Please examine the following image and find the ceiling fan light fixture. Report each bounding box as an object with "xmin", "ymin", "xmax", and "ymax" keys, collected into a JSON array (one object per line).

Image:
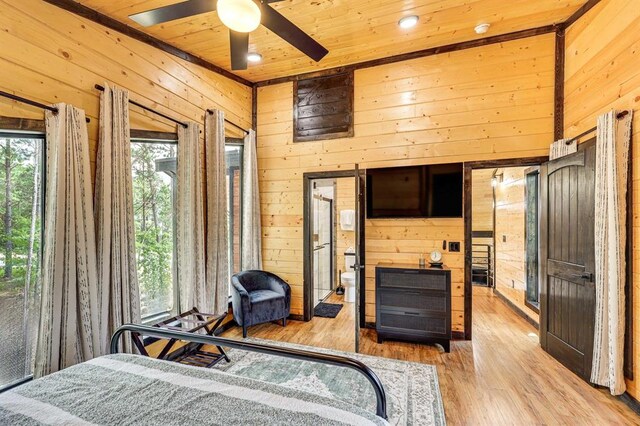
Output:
[
  {"xmin": 217, "ymin": 0, "xmax": 261, "ymax": 33},
  {"xmin": 398, "ymin": 15, "xmax": 419, "ymax": 29},
  {"xmin": 247, "ymin": 52, "xmax": 262, "ymax": 63}
]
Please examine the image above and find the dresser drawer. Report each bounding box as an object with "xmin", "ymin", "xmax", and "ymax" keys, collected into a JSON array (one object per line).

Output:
[
  {"xmin": 378, "ymin": 309, "xmax": 448, "ymax": 336},
  {"xmin": 378, "ymin": 289, "xmax": 447, "ymax": 313},
  {"xmin": 377, "ymin": 270, "xmax": 447, "ymax": 291}
]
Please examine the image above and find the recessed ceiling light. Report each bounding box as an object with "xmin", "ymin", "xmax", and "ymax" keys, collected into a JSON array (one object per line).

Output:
[
  {"xmin": 398, "ymin": 15, "xmax": 419, "ymax": 29},
  {"xmin": 247, "ymin": 53, "xmax": 262, "ymax": 63},
  {"xmin": 475, "ymin": 23, "xmax": 490, "ymax": 35}
]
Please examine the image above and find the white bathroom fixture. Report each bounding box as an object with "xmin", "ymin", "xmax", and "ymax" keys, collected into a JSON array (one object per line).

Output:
[
  {"xmin": 341, "ymin": 248, "xmax": 357, "ymax": 303},
  {"xmin": 340, "ymin": 209, "xmax": 355, "ymax": 231}
]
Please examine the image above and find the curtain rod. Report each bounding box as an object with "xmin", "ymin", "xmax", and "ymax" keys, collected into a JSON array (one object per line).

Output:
[
  {"xmin": 95, "ymin": 84, "xmax": 248, "ymax": 134},
  {"xmin": 564, "ymin": 110, "xmax": 630, "ymax": 145},
  {"xmin": 0, "ymin": 90, "xmax": 91, "ymax": 123},
  {"xmin": 206, "ymin": 109, "xmax": 249, "ymax": 135},
  {"xmin": 95, "ymin": 84, "xmax": 188, "ymax": 128}
]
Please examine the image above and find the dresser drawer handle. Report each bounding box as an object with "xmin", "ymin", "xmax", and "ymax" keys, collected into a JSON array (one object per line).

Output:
[
  {"xmin": 405, "ymin": 292, "xmax": 421, "ymax": 296},
  {"xmin": 405, "ymin": 311, "xmax": 420, "ymax": 316}
]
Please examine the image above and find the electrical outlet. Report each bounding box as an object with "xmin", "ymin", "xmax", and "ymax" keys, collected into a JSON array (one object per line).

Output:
[
  {"xmin": 448, "ymin": 241, "xmax": 460, "ymax": 252},
  {"xmin": 502, "ymin": 235, "xmax": 507, "ymax": 243}
]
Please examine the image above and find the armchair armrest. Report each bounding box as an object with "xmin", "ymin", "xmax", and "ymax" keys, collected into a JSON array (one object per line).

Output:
[{"xmin": 230, "ymin": 276, "xmax": 252, "ymax": 319}]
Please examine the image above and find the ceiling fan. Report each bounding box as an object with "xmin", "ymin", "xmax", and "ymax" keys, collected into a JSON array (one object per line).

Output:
[{"xmin": 130, "ymin": 0, "xmax": 329, "ymax": 70}]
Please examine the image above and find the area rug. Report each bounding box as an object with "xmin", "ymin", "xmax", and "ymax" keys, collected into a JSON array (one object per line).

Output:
[
  {"xmin": 314, "ymin": 302, "xmax": 343, "ymax": 318},
  {"xmin": 213, "ymin": 338, "xmax": 446, "ymax": 425}
]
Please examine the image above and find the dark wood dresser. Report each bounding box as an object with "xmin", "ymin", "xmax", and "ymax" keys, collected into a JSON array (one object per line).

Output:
[{"xmin": 375, "ymin": 263, "xmax": 452, "ymax": 352}]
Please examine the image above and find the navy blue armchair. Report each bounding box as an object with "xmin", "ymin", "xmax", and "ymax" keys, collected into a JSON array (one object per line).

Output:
[{"xmin": 231, "ymin": 270, "xmax": 291, "ymax": 338}]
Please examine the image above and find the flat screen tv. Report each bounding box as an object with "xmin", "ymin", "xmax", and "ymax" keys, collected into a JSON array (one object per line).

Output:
[{"xmin": 366, "ymin": 163, "xmax": 463, "ymax": 218}]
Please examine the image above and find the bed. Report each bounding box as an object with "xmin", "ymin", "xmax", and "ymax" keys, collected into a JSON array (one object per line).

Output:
[{"xmin": 0, "ymin": 324, "xmax": 388, "ymax": 426}]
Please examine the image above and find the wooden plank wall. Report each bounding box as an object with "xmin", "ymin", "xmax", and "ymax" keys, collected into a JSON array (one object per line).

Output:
[
  {"xmin": 335, "ymin": 178, "xmax": 356, "ymax": 286},
  {"xmin": 0, "ymin": 0, "xmax": 252, "ymax": 177},
  {"xmin": 563, "ymin": 0, "xmax": 640, "ymax": 399},
  {"xmin": 493, "ymin": 167, "xmax": 539, "ymax": 323},
  {"xmin": 472, "ymin": 168, "xmax": 495, "ymax": 232},
  {"xmin": 257, "ymin": 35, "xmax": 556, "ymax": 331}
]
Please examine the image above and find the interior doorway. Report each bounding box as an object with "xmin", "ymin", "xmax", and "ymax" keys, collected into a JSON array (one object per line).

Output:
[
  {"xmin": 463, "ymin": 157, "xmax": 547, "ymax": 340},
  {"xmin": 303, "ymin": 170, "xmax": 365, "ymax": 353},
  {"xmin": 469, "ymin": 165, "xmax": 541, "ymax": 328}
]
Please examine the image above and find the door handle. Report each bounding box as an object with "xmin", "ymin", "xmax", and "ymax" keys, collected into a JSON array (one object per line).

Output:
[{"xmin": 350, "ymin": 264, "xmax": 364, "ymax": 271}]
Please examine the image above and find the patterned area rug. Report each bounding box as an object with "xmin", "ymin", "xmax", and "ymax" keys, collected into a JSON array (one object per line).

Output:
[{"xmin": 213, "ymin": 338, "xmax": 446, "ymax": 425}]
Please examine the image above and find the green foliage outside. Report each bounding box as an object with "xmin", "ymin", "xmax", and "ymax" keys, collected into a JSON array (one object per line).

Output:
[
  {"xmin": 131, "ymin": 143, "xmax": 176, "ymax": 317},
  {"xmin": 0, "ymin": 138, "xmax": 42, "ymax": 298}
]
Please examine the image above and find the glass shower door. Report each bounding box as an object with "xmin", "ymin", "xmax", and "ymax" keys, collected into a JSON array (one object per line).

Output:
[{"xmin": 313, "ymin": 193, "xmax": 333, "ymax": 305}]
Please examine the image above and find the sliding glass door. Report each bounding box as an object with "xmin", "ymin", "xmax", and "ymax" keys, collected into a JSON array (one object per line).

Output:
[{"xmin": 0, "ymin": 133, "xmax": 44, "ymax": 389}]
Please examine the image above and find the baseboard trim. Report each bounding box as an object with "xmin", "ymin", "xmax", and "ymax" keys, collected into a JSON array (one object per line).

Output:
[
  {"xmin": 493, "ymin": 288, "xmax": 540, "ymax": 330},
  {"xmin": 620, "ymin": 392, "xmax": 640, "ymax": 415},
  {"xmin": 452, "ymin": 331, "xmax": 465, "ymax": 340},
  {"xmin": 288, "ymin": 314, "xmax": 305, "ymax": 321}
]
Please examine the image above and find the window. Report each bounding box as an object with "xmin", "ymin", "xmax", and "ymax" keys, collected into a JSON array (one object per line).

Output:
[
  {"xmin": 130, "ymin": 140, "xmax": 177, "ymax": 321},
  {"xmin": 225, "ymin": 144, "xmax": 243, "ymax": 281},
  {"xmin": 524, "ymin": 167, "xmax": 540, "ymax": 311},
  {"xmin": 0, "ymin": 132, "xmax": 44, "ymax": 389}
]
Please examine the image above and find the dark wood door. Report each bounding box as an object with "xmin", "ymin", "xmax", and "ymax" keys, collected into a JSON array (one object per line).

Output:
[{"xmin": 540, "ymin": 139, "xmax": 596, "ymax": 381}]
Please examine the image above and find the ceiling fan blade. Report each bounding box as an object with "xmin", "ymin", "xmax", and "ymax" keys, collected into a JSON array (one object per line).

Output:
[
  {"xmin": 129, "ymin": 0, "xmax": 216, "ymax": 27},
  {"xmin": 230, "ymin": 30, "xmax": 249, "ymax": 70},
  {"xmin": 260, "ymin": 4, "xmax": 329, "ymax": 62}
]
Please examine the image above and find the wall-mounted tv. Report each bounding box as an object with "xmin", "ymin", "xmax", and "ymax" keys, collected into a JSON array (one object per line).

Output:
[{"xmin": 366, "ymin": 163, "xmax": 463, "ymax": 218}]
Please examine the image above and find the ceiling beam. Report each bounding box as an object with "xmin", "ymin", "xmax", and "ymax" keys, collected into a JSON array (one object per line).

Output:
[
  {"xmin": 255, "ymin": 24, "xmax": 560, "ymax": 87},
  {"xmin": 554, "ymin": 27, "xmax": 565, "ymax": 141},
  {"xmin": 41, "ymin": 0, "xmax": 253, "ymax": 87},
  {"xmin": 563, "ymin": 0, "xmax": 602, "ymax": 29},
  {"xmin": 42, "ymin": 0, "xmax": 598, "ymax": 91}
]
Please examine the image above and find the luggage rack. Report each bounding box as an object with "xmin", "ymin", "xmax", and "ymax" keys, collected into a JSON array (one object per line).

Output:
[{"xmin": 130, "ymin": 307, "xmax": 230, "ymax": 367}]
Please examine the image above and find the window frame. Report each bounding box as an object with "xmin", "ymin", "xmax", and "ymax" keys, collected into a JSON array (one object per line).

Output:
[
  {"xmin": 0, "ymin": 118, "xmax": 46, "ymax": 392},
  {"xmin": 225, "ymin": 138, "xmax": 244, "ymax": 281},
  {"xmin": 130, "ymin": 132, "xmax": 179, "ymax": 324}
]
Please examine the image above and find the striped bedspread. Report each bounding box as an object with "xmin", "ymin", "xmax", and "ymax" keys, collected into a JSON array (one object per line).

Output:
[{"xmin": 0, "ymin": 354, "xmax": 388, "ymax": 425}]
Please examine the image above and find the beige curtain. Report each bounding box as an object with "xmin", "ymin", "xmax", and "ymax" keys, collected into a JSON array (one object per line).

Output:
[
  {"xmin": 241, "ymin": 129, "xmax": 262, "ymax": 270},
  {"xmin": 94, "ymin": 83, "xmax": 140, "ymax": 355},
  {"xmin": 176, "ymin": 122, "xmax": 207, "ymax": 312},
  {"xmin": 35, "ymin": 104, "xmax": 100, "ymax": 377},
  {"xmin": 549, "ymin": 138, "xmax": 576, "ymax": 160},
  {"xmin": 205, "ymin": 110, "xmax": 229, "ymax": 315},
  {"xmin": 591, "ymin": 109, "xmax": 633, "ymax": 395}
]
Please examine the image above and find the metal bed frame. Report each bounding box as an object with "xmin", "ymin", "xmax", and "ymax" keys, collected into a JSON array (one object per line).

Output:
[{"xmin": 111, "ymin": 324, "xmax": 388, "ymax": 420}]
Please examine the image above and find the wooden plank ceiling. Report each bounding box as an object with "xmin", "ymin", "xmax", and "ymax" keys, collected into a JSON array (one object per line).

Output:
[{"xmin": 73, "ymin": 0, "xmax": 588, "ymax": 83}]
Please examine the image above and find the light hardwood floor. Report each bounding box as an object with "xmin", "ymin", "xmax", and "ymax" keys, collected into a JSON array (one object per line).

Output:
[{"xmin": 221, "ymin": 287, "xmax": 639, "ymax": 425}]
